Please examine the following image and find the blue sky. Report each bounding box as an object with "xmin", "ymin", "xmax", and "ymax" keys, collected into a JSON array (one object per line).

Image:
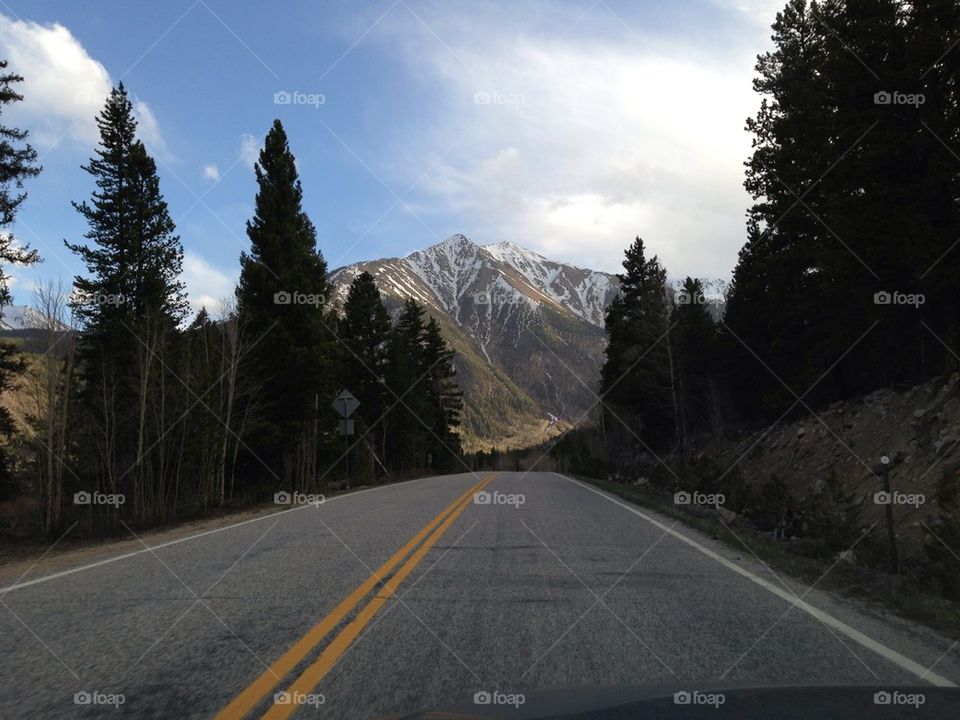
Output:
[{"xmin": 0, "ymin": 0, "xmax": 782, "ymax": 312}]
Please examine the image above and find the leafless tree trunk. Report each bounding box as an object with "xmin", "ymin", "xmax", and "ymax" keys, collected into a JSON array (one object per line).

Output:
[{"xmin": 29, "ymin": 281, "xmax": 76, "ymax": 536}]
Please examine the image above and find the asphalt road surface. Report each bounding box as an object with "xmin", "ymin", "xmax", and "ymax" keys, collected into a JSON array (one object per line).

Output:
[{"xmin": 2, "ymin": 471, "xmax": 959, "ymax": 719}]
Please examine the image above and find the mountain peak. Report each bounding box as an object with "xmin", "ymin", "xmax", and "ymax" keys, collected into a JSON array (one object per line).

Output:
[{"xmin": 412, "ymin": 233, "xmax": 477, "ymax": 257}]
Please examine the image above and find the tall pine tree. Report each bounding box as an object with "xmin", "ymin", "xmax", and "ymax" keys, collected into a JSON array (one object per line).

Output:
[
  {"xmin": 421, "ymin": 316, "xmax": 463, "ymax": 469},
  {"xmin": 340, "ymin": 271, "xmax": 391, "ymax": 478},
  {"xmin": 235, "ymin": 120, "xmax": 332, "ymax": 491},
  {"xmin": 0, "ymin": 60, "xmax": 40, "ymax": 499},
  {"xmin": 600, "ymin": 237, "xmax": 673, "ymax": 452},
  {"xmin": 65, "ymin": 84, "xmax": 187, "ymax": 523}
]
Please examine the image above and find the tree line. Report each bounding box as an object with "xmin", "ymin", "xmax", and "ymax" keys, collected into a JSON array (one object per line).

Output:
[
  {"xmin": 601, "ymin": 0, "xmax": 960, "ymax": 457},
  {"xmin": 0, "ymin": 78, "xmax": 463, "ymax": 537}
]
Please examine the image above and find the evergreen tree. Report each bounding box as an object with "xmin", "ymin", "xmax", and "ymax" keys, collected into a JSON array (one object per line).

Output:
[
  {"xmin": 384, "ymin": 298, "xmax": 429, "ymax": 474},
  {"xmin": 671, "ymin": 278, "xmax": 718, "ymax": 445},
  {"xmin": 65, "ymin": 84, "xmax": 187, "ymax": 522},
  {"xmin": 421, "ymin": 316, "xmax": 463, "ymax": 468},
  {"xmin": 0, "ymin": 60, "xmax": 40, "ymax": 500},
  {"xmin": 730, "ymin": 0, "xmax": 834, "ymax": 418},
  {"xmin": 340, "ymin": 271, "xmax": 391, "ymax": 477},
  {"xmin": 235, "ymin": 120, "xmax": 332, "ymax": 490},
  {"xmin": 600, "ymin": 237, "xmax": 673, "ymax": 451}
]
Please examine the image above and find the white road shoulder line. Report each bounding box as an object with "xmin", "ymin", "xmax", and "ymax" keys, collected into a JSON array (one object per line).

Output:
[
  {"xmin": 557, "ymin": 473, "xmax": 956, "ymax": 688},
  {"xmin": 0, "ymin": 473, "xmax": 472, "ymax": 594}
]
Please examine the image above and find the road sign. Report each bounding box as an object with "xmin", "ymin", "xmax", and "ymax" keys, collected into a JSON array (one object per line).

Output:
[
  {"xmin": 338, "ymin": 419, "xmax": 355, "ymax": 436},
  {"xmin": 332, "ymin": 390, "xmax": 360, "ymax": 418}
]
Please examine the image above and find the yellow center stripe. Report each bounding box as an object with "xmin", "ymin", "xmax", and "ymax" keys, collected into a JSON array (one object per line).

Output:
[
  {"xmin": 215, "ymin": 473, "xmax": 495, "ymax": 720},
  {"xmin": 262, "ymin": 474, "xmax": 494, "ymax": 719}
]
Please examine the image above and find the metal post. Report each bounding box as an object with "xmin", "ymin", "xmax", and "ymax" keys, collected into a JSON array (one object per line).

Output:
[
  {"xmin": 343, "ymin": 397, "xmax": 350, "ymax": 488},
  {"xmin": 880, "ymin": 455, "xmax": 900, "ymax": 575}
]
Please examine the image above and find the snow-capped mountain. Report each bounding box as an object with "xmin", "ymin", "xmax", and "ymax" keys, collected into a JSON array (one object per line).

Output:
[
  {"xmin": 330, "ymin": 235, "xmax": 727, "ymax": 450},
  {"xmin": 331, "ymin": 234, "xmax": 619, "ymax": 328},
  {"xmin": 0, "ymin": 304, "xmax": 70, "ymax": 332},
  {"xmin": 330, "ymin": 235, "xmax": 617, "ymax": 450}
]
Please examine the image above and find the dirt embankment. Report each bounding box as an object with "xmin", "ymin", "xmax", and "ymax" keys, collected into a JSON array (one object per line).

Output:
[{"xmin": 690, "ymin": 372, "xmax": 960, "ymax": 559}]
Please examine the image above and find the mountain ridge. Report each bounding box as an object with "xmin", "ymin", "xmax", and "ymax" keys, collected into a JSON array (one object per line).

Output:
[{"xmin": 330, "ymin": 234, "xmax": 728, "ymax": 451}]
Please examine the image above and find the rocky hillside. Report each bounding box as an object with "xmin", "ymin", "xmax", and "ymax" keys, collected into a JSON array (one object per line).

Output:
[{"xmin": 678, "ymin": 373, "xmax": 960, "ymax": 563}]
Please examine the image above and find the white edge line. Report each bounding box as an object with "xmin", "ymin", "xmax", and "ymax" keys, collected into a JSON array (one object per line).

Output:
[
  {"xmin": 555, "ymin": 472, "xmax": 957, "ymax": 688},
  {"xmin": 0, "ymin": 474, "xmax": 469, "ymax": 594}
]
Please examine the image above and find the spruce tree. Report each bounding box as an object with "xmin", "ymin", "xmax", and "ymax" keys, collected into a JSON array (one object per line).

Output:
[
  {"xmin": 421, "ymin": 316, "xmax": 463, "ymax": 468},
  {"xmin": 600, "ymin": 237, "xmax": 673, "ymax": 451},
  {"xmin": 340, "ymin": 271, "xmax": 391, "ymax": 476},
  {"xmin": 235, "ymin": 120, "xmax": 332, "ymax": 489},
  {"xmin": 65, "ymin": 84, "xmax": 188, "ymax": 522},
  {"xmin": 384, "ymin": 298, "xmax": 429, "ymax": 474},
  {"xmin": 671, "ymin": 278, "xmax": 718, "ymax": 445},
  {"xmin": 0, "ymin": 60, "xmax": 40, "ymax": 499}
]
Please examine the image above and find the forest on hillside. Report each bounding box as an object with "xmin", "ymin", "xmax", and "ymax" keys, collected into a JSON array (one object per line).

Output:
[
  {"xmin": 0, "ymin": 78, "xmax": 465, "ymax": 539},
  {"xmin": 599, "ymin": 0, "xmax": 960, "ymax": 458}
]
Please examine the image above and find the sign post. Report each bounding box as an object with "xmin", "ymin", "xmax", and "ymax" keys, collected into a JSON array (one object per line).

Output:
[
  {"xmin": 879, "ymin": 455, "xmax": 900, "ymax": 575},
  {"xmin": 332, "ymin": 390, "xmax": 360, "ymax": 487}
]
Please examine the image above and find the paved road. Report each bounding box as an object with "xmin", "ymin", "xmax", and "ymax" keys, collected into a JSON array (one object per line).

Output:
[{"xmin": 2, "ymin": 471, "xmax": 959, "ymax": 718}]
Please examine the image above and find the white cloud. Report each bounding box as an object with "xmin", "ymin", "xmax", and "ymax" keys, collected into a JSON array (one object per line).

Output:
[
  {"xmin": 240, "ymin": 133, "xmax": 260, "ymax": 169},
  {"xmin": 710, "ymin": 0, "xmax": 784, "ymax": 25},
  {"xmin": 202, "ymin": 164, "xmax": 221, "ymax": 182},
  {"xmin": 182, "ymin": 251, "xmax": 236, "ymax": 315},
  {"xmin": 0, "ymin": 14, "xmax": 168, "ymax": 155},
  {"xmin": 131, "ymin": 99, "xmax": 170, "ymax": 161},
  {"xmin": 371, "ymin": 3, "xmax": 769, "ymax": 278}
]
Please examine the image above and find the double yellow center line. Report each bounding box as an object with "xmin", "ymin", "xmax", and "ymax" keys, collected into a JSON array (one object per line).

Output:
[{"xmin": 216, "ymin": 473, "xmax": 496, "ymax": 720}]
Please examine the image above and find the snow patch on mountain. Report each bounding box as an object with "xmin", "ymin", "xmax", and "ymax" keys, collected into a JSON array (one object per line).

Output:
[{"xmin": 0, "ymin": 304, "xmax": 70, "ymax": 331}]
